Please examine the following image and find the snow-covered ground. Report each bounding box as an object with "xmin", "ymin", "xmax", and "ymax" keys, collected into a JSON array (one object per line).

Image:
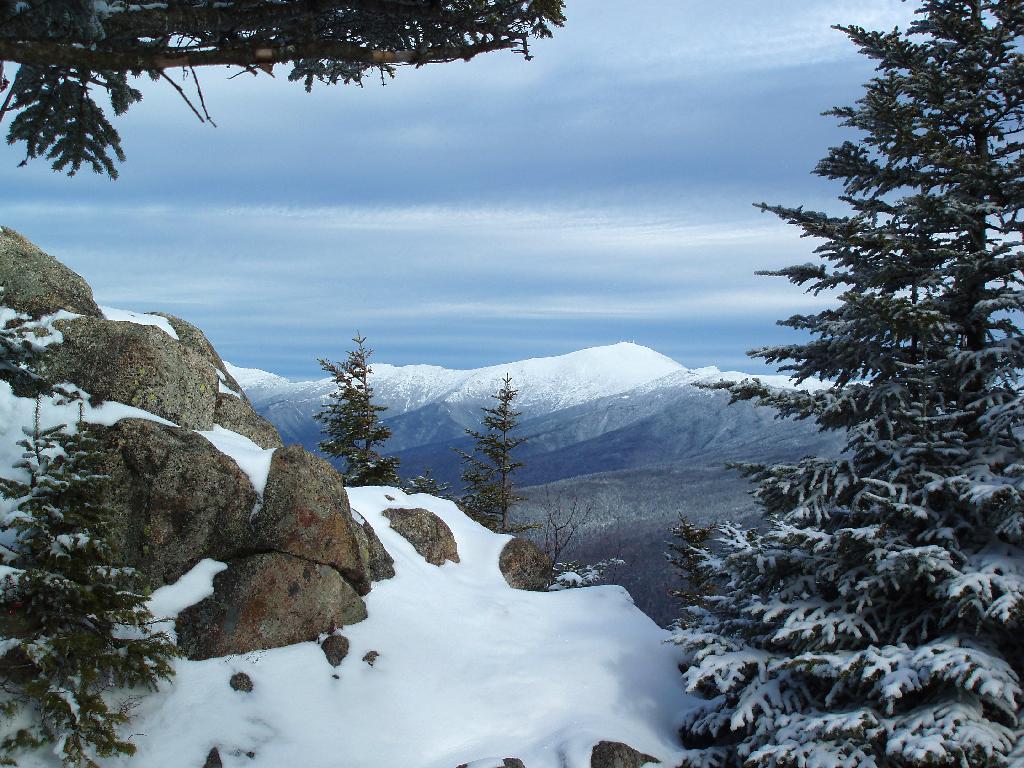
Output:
[{"xmin": 99, "ymin": 488, "xmax": 693, "ymax": 768}]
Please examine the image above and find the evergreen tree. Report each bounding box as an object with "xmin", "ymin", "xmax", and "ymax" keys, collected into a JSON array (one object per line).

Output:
[
  {"xmin": 0, "ymin": 0, "xmax": 564, "ymax": 177},
  {"xmin": 673, "ymin": 3, "xmax": 1024, "ymax": 766},
  {"xmin": 403, "ymin": 468, "xmax": 455, "ymax": 501},
  {"xmin": 317, "ymin": 333, "xmax": 401, "ymax": 487},
  {"xmin": 0, "ymin": 403, "xmax": 177, "ymax": 767},
  {"xmin": 456, "ymin": 374, "xmax": 527, "ymax": 533},
  {"xmin": 0, "ymin": 291, "xmax": 46, "ymax": 396}
]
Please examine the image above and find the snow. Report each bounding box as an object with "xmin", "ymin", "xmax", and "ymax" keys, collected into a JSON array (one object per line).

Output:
[
  {"xmin": 147, "ymin": 559, "xmax": 228, "ymax": 623},
  {"xmin": 99, "ymin": 305, "xmax": 179, "ymax": 339},
  {"xmin": 197, "ymin": 426, "xmax": 276, "ymax": 497},
  {"xmin": 216, "ymin": 369, "xmax": 242, "ymax": 399},
  {"xmin": 78, "ymin": 488, "xmax": 694, "ymax": 768},
  {"xmin": 0, "ymin": 380, "xmax": 174, "ymax": 484}
]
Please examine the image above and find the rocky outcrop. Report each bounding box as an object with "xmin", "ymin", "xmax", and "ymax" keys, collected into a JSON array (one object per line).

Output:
[
  {"xmin": 177, "ymin": 553, "xmax": 367, "ymax": 660},
  {"xmin": 498, "ymin": 539, "xmax": 552, "ymax": 591},
  {"xmin": 255, "ymin": 446, "xmax": 391, "ymax": 594},
  {"xmin": 590, "ymin": 742, "xmax": 659, "ymax": 768},
  {"xmin": 383, "ymin": 507, "xmax": 460, "ymax": 566},
  {"xmin": 39, "ymin": 316, "xmax": 220, "ymax": 429},
  {"xmin": 213, "ymin": 392, "xmax": 283, "ymax": 449},
  {"xmin": 99, "ymin": 418, "xmax": 260, "ymax": 587},
  {"xmin": 0, "ymin": 227, "xmax": 102, "ymax": 318},
  {"xmin": 150, "ymin": 312, "xmax": 237, "ymax": 388},
  {"xmin": 0, "ymin": 233, "xmax": 396, "ymax": 661}
]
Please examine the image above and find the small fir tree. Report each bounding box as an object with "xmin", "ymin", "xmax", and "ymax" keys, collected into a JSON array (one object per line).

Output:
[
  {"xmin": 673, "ymin": 3, "xmax": 1024, "ymax": 766},
  {"xmin": 317, "ymin": 333, "xmax": 401, "ymax": 487},
  {"xmin": 456, "ymin": 374, "xmax": 527, "ymax": 533},
  {"xmin": 0, "ymin": 403, "xmax": 177, "ymax": 767},
  {"xmin": 403, "ymin": 468, "xmax": 455, "ymax": 501},
  {"xmin": 1, "ymin": 289, "xmax": 47, "ymax": 396}
]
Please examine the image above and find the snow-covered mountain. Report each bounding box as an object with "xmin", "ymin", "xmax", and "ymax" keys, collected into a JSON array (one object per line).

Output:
[
  {"xmin": 230, "ymin": 342, "xmax": 685, "ymax": 417},
  {"xmin": 228, "ymin": 342, "xmax": 802, "ymax": 453}
]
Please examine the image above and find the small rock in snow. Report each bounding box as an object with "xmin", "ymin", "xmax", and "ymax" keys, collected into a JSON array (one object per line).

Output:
[
  {"xmin": 321, "ymin": 635, "xmax": 350, "ymax": 667},
  {"xmin": 362, "ymin": 650, "xmax": 380, "ymax": 667},
  {"xmin": 229, "ymin": 672, "xmax": 254, "ymax": 693},
  {"xmin": 202, "ymin": 747, "xmax": 223, "ymax": 768},
  {"xmin": 590, "ymin": 741, "xmax": 660, "ymax": 768}
]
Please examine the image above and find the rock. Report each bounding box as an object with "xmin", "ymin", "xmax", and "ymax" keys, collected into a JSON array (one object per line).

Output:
[
  {"xmin": 382, "ymin": 507, "xmax": 460, "ymax": 566},
  {"xmin": 38, "ymin": 316, "xmax": 218, "ymax": 429},
  {"xmin": 362, "ymin": 650, "xmax": 380, "ymax": 666},
  {"xmin": 202, "ymin": 747, "xmax": 223, "ymax": 768},
  {"xmin": 455, "ymin": 760, "xmax": 525, "ymax": 768},
  {"xmin": 253, "ymin": 447, "xmax": 376, "ymax": 594},
  {"xmin": 498, "ymin": 539, "xmax": 552, "ymax": 591},
  {"xmin": 213, "ymin": 392, "xmax": 283, "ymax": 449},
  {"xmin": 149, "ymin": 312, "xmax": 234, "ymax": 384},
  {"xmin": 229, "ymin": 672, "xmax": 253, "ymax": 692},
  {"xmin": 176, "ymin": 552, "xmax": 367, "ymax": 660},
  {"xmin": 354, "ymin": 518, "xmax": 396, "ymax": 582},
  {"xmin": 0, "ymin": 227, "xmax": 102, "ymax": 318},
  {"xmin": 320, "ymin": 635, "xmax": 350, "ymax": 667},
  {"xmin": 590, "ymin": 742, "xmax": 659, "ymax": 768},
  {"xmin": 98, "ymin": 419, "xmax": 259, "ymax": 587}
]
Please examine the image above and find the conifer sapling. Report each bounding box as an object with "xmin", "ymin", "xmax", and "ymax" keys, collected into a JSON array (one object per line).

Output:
[
  {"xmin": 317, "ymin": 333, "xmax": 401, "ymax": 487},
  {"xmin": 456, "ymin": 374, "xmax": 528, "ymax": 533},
  {"xmin": 0, "ymin": 402, "xmax": 177, "ymax": 767}
]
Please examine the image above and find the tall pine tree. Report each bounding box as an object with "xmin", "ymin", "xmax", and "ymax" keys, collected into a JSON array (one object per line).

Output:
[
  {"xmin": 317, "ymin": 333, "xmax": 401, "ymax": 487},
  {"xmin": 673, "ymin": 3, "xmax": 1024, "ymax": 766},
  {"xmin": 0, "ymin": 403, "xmax": 177, "ymax": 767},
  {"xmin": 456, "ymin": 374, "xmax": 527, "ymax": 533}
]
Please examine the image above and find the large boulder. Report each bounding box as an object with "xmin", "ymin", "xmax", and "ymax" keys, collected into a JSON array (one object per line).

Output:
[
  {"xmin": 0, "ymin": 227, "xmax": 102, "ymax": 318},
  {"xmin": 213, "ymin": 392, "xmax": 283, "ymax": 449},
  {"xmin": 38, "ymin": 316, "xmax": 218, "ymax": 429},
  {"xmin": 498, "ymin": 539, "xmax": 552, "ymax": 591},
  {"xmin": 176, "ymin": 552, "xmax": 367, "ymax": 660},
  {"xmin": 590, "ymin": 742, "xmax": 659, "ymax": 768},
  {"xmin": 382, "ymin": 507, "xmax": 460, "ymax": 566},
  {"xmin": 98, "ymin": 418, "xmax": 260, "ymax": 587},
  {"xmin": 253, "ymin": 446, "xmax": 389, "ymax": 594}
]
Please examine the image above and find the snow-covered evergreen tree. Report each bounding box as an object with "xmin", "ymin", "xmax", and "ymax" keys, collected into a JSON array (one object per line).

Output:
[
  {"xmin": 456, "ymin": 374, "xmax": 527, "ymax": 533},
  {"xmin": 673, "ymin": 3, "xmax": 1024, "ymax": 766},
  {"xmin": 317, "ymin": 333, "xmax": 401, "ymax": 487},
  {"xmin": 0, "ymin": 291, "xmax": 46, "ymax": 396},
  {"xmin": 0, "ymin": 403, "xmax": 177, "ymax": 767}
]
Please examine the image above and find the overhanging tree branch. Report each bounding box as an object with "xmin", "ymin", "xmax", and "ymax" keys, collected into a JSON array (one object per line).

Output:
[{"xmin": 0, "ymin": 0, "xmax": 565, "ymax": 177}]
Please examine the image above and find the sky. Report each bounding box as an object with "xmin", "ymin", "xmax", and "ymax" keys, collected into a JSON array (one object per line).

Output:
[{"xmin": 0, "ymin": 1, "xmax": 918, "ymax": 379}]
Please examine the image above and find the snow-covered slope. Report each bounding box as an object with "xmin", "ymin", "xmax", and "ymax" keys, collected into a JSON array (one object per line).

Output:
[{"xmin": 95, "ymin": 487, "xmax": 692, "ymax": 768}]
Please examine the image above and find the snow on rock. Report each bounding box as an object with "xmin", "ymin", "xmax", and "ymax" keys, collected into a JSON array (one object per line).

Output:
[
  {"xmin": 0, "ymin": 307, "xmax": 80, "ymax": 350},
  {"xmin": 0, "ymin": 380, "xmax": 174, "ymax": 484},
  {"xmin": 99, "ymin": 305, "xmax": 179, "ymax": 339},
  {"xmin": 148, "ymin": 559, "xmax": 228, "ymax": 623},
  {"xmin": 217, "ymin": 369, "xmax": 242, "ymax": 399},
  {"xmin": 197, "ymin": 426, "xmax": 276, "ymax": 497},
  {"xmin": 85, "ymin": 488, "xmax": 693, "ymax": 768}
]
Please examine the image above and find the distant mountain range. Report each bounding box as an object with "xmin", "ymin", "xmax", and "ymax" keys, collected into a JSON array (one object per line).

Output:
[{"xmin": 228, "ymin": 343, "xmax": 843, "ymax": 625}]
